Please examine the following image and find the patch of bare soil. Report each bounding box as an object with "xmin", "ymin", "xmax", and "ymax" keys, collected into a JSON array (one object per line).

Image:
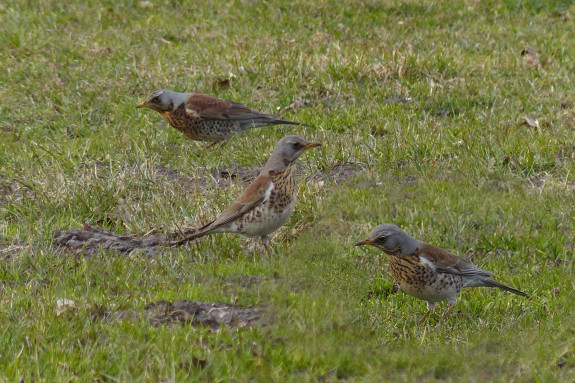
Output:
[
  {"xmin": 0, "ymin": 242, "xmax": 27, "ymax": 260},
  {"xmin": 400, "ymin": 174, "xmax": 418, "ymax": 186},
  {"xmin": 315, "ymin": 163, "xmax": 364, "ymax": 185},
  {"xmin": 52, "ymin": 224, "xmax": 191, "ymax": 257},
  {"xmin": 527, "ymin": 176, "xmax": 546, "ymax": 188},
  {"xmin": 154, "ymin": 164, "xmax": 262, "ymax": 192},
  {"xmin": 0, "ymin": 180, "xmax": 35, "ymax": 204},
  {"xmin": 113, "ymin": 300, "xmax": 262, "ymax": 330},
  {"xmin": 217, "ymin": 164, "xmax": 262, "ymax": 184}
]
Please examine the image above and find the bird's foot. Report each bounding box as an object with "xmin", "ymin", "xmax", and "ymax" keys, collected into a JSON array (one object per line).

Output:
[
  {"xmin": 419, "ymin": 310, "xmax": 431, "ymax": 323},
  {"xmin": 443, "ymin": 305, "xmax": 455, "ymax": 323}
]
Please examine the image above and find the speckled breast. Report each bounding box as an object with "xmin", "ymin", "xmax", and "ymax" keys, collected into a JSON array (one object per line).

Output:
[
  {"xmin": 387, "ymin": 255, "xmax": 463, "ymax": 303},
  {"xmin": 235, "ymin": 169, "xmax": 297, "ymax": 237},
  {"xmin": 161, "ymin": 110, "xmax": 238, "ymax": 142}
]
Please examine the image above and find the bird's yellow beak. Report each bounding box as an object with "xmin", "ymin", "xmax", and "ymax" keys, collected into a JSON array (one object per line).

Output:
[
  {"xmin": 355, "ymin": 239, "xmax": 374, "ymax": 246},
  {"xmin": 136, "ymin": 102, "xmax": 146, "ymax": 109},
  {"xmin": 304, "ymin": 142, "xmax": 321, "ymax": 149}
]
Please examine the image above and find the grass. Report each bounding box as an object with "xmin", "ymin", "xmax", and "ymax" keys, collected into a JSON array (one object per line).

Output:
[{"xmin": 1, "ymin": 0, "xmax": 575, "ymax": 380}]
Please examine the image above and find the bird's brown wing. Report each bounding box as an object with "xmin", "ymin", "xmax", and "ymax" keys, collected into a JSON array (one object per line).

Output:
[
  {"xmin": 185, "ymin": 92, "xmax": 261, "ymax": 120},
  {"xmin": 414, "ymin": 243, "xmax": 492, "ymax": 277},
  {"xmin": 199, "ymin": 172, "xmax": 276, "ymax": 232}
]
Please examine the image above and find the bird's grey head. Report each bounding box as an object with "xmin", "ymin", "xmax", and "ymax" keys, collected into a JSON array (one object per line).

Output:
[
  {"xmin": 137, "ymin": 89, "xmax": 188, "ymax": 112},
  {"xmin": 265, "ymin": 135, "xmax": 320, "ymax": 171},
  {"xmin": 355, "ymin": 223, "xmax": 419, "ymax": 256}
]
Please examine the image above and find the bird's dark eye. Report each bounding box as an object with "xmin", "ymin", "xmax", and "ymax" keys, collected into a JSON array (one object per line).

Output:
[
  {"xmin": 376, "ymin": 235, "xmax": 388, "ymax": 244},
  {"xmin": 292, "ymin": 142, "xmax": 302, "ymax": 148},
  {"xmin": 151, "ymin": 96, "xmax": 160, "ymax": 103}
]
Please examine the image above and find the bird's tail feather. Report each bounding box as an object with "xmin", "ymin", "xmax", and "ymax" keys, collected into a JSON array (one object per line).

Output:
[
  {"xmin": 241, "ymin": 117, "xmax": 308, "ymax": 128},
  {"xmin": 271, "ymin": 119, "xmax": 309, "ymax": 127},
  {"xmin": 169, "ymin": 226, "xmax": 212, "ymax": 246},
  {"xmin": 483, "ymin": 279, "xmax": 529, "ymax": 298}
]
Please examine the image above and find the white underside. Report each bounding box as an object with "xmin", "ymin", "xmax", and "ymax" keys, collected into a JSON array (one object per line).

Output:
[
  {"xmin": 226, "ymin": 200, "xmax": 296, "ymax": 238},
  {"xmin": 399, "ymin": 277, "xmax": 460, "ymax": 305}
]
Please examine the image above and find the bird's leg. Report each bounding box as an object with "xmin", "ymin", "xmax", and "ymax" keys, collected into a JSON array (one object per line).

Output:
[
  {"xmin": 443, "ymin": 299, "xmax": 457, "ymax": 323},
  {"xmin": 206, "ymin": 141, "xmax": 221, "ymax": 150},
  {"xmin": 419, "ymin": 302, "xmax": 435, "ymax": 323},
  {"xmin": 206, "ymin": 139, "xmax": 230, "ymax": 150},
  {"xmin": 261, "ymin": 236, "xmax": 270, "ymax": 252},
  {"xmin": 419, "ymin": 310, "xmax": 431, "ymax": 323},
  {"xmin": 248, "ymin": 237, "xmax": 269, "ymax": 256},
  {"xmin": 245, "ymin": 239, "xmax": 258, "ymax": 253}
]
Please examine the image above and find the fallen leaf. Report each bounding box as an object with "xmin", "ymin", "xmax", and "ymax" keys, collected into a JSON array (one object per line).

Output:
[
  {"xmin": 193, "ymin": 338, "xmax": 210, "ymax": 349},
  {"xmin": 371, "ymin": 125, "xmax": 388, "ymax": 136},
  {"xmin": 282, "ymin": 98, "xmax": 312, "ymax": 112},
  {"xmin": 251, "ymin": 344, "xmax": 263, "ymax": 357},
  {"xmin": 520, "ymin": 46, "xmax": 540, "ymax": 67},
  {"xmin": 520, "ymin": 116, "xmax": 539, "ymax": 130},
  {"xmin": 382, "ymin": 96, "xmax": 411, "ymax": 104},
  {"xmin": 56, "ymin": 299, "xmax": 76, "ymax": 316},
  {"xmin": 435, "ymin": 109, "xmax": 450, "ymax": 117},
  {"xmin": 556, "ymin": 10, "xmax": 571, "ymax": 22},
  {"xmin": 190, "ymin": 356, "xmax": 207, "ymax": 369},
  {"xmin": 313, "ymin": 180, "xmax": 325, "ymax": 189},
  {"xmin": 216, "ymin": 78, "xmax": 230, "ymax": 88},
  {"xmin": 87, "ymin": 44, "xmax": 112, "ymax": 54}
]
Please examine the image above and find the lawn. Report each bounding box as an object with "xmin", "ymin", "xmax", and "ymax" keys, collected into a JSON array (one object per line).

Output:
[{"xmin": 1, "ymin": 0, "xmax": 574, "ymax": 381}]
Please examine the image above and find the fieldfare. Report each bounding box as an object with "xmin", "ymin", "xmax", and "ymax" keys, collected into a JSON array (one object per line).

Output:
[
  {"xmin": 137, "ymin": 90, "xmax": 306, "ymax": 143},
  {"xmin": 172, "ymin": 135, "xmax": 320, "ymax": 248},
  {"xmin": 356, "ymin": 224, "xmax": 528, "ymax": 322}
]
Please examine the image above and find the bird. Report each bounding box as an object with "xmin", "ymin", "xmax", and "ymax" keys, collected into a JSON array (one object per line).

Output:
[
  {"xmin": 137, "ymin": 89, "xmax": 306, "ymax": 143},
  {"xmin": 356, "ymin": 224, "xmax": 528, "ymax": 322},
  {"xmin": 171, "ymin": 135, "xmax": 320, "ymax": 248}
]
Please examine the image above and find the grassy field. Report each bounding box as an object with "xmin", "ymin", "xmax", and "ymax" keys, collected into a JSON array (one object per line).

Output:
[{"xmin": 1, "ymin": 0, "xmax": 575, "ymax": 380}]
